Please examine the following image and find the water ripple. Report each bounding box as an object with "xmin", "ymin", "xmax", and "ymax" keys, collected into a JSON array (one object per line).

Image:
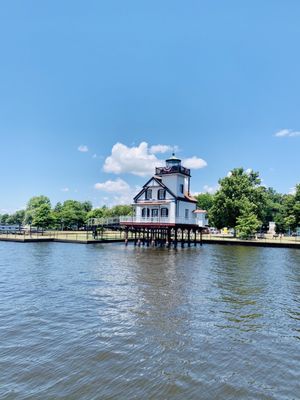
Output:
[{"xmin": 0, "ymin": 242, "xmax": 299, "ymax": 399}]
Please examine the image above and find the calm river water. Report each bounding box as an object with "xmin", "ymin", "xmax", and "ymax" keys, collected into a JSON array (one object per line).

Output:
[{"xmin": 0, "ymin": 242, "xmax": 299, "ymax": 399}]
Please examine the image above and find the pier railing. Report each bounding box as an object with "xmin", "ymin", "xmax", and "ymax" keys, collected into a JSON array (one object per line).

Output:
[
  {"xmin": 119, "ymin": 216, "xmax": 199, "ymax": 225},
  {"xmin": 85, "ymin": 216, "xmax": 205, "ymax": 227},
  {"xmin": 87, "ymin": 217, "xmax": 121, "ymax": 227}
]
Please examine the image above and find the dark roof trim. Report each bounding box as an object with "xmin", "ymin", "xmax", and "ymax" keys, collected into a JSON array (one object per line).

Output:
[{"xmin": 177, "ymin": 197, "xmax": 197, "ymax": 204}]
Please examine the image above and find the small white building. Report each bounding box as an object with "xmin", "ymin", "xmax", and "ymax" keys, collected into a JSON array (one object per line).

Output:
[
  {"xmin": 267, "ymin": 221, "xmax": 276, "ymax": 235},
  {"xmin": 194, "ymin": 210, "xmax": 209, "ymax": 228},
  {"xmin": 120, "ymin": 154, "xmax": 208, "ymax": 228}
]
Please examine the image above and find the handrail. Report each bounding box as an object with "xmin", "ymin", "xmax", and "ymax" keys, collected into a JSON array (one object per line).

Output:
[
  {"xmin": 119, "ymin": 216, "xmax": 199, "ymax": 225},
  {"xmin": 88, "ymin": 217, "xmax": 121, "ymax": 226}
]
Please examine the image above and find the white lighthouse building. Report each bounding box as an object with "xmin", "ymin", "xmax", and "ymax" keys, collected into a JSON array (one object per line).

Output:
[{"xmin": 120, "ymin": 154, "xmax": 208, "ymax": 228}]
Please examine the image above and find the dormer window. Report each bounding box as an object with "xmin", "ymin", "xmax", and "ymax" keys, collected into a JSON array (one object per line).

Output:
[
  {"xmin": 158, "ymin": 189, "xmax": 166, "ymax": 200},
  {"xmin": 145, "ymin": 189, "xmax": 152, "ymax": 200}
]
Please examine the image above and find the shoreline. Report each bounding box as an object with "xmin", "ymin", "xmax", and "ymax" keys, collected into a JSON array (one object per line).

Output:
[
  {"xmin": 202, "ymin": 237, "xmax": 300, "ymax": 249},
  {"xmin": 0, "ymin": 232, "xmax": 299, "ymax": 249}
]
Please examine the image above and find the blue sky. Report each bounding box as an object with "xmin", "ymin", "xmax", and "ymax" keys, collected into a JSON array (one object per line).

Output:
[{"xmin": 0, "ymin": 0, "xmax": 299, "ymax": 213}]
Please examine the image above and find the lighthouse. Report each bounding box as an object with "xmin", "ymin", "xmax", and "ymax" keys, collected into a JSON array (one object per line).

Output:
[{"xmin": 120, "ymin": 154, "xmax": 207, "ymax": 247}]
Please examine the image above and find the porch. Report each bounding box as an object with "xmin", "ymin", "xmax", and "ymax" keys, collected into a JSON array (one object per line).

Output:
[{"xmin": 119, "ymin": 216, "xmax": 199, "ymax": 226}]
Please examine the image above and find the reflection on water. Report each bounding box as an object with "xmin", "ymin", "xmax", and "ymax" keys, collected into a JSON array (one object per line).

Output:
[
  {"xmin": 214, "ymin": 247, "xmax": 266, "ymax": 332},
  {"xmin": 0, "ymin": 242, "xmax": 299, "ymax": 399}
]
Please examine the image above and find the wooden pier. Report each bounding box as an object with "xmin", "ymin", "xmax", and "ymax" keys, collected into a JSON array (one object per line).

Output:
[
  {"xmin": 122, "ymin": 225, "xmax": 203, "ymax": 248},
  {"xmin": 0, "ymin": 225, "xmax": 204, "ymax": 247}
]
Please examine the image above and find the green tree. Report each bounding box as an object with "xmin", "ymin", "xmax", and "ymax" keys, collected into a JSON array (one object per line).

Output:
[
  {"xmin": 293, "ymin": 184, "xmax": 300, "ymax": 227},
  {"xmin": 295, "ymin": 184, "xmax": 300, "ymax": 201},
  {"xmin": 86, "ymin": 207, "xmax": 106, "ymax": 222},
  {"xmin": 0, "ymin": 214, "xmax": 10, "ymax": 224},
  {"xmin": 51, "ymin": 202, "xmax": 63, "ymax": 229},
  {"xmin": 260, "ymin": 185, "xmax": 300, "ymax": 233},
  {"xmin": 274, "ymin": 211, "xmax": 286, "ymax": 233},
  {"xmin": 32, "ymin": 203, "xmax": 53, "ymax": 229},
  {"xmin": 195, "ymin": 193, "xmax": 214, "ymax": 211},
  {"xmin": 86, "ymin": 205, "xmax": 132, "ymax": 223},
  {"xmin": 236, "ymin": 212, "xmax": 261, "ymax": 239},
  {"xmin": 59, "ymin": 200, "xmax": 87, "ymax": 229},
  {"xmin": 284, "ymin": 214, "xmax": 296, "ymax": 232},
  {"xmin": 209, "ymin": 168, "xmax": 266, "ymax": 233},
  {"xmin": 260, "ymin": 187, "xmax": 284, "ymax": 230},
  {"xmin": 24, "ymin": 196, "xmax": 52, "ymax": 226},
  {"xmin": 235, "ymin": 201, "xmax": 261, "ymax": 239},
  {"xmin": 81, "ymin": 201, "xmax": 93, "ymax": 212},
  {"xmin": 54, "ymin": 202, "xmax": 63, "ymax": 213},
  {"xmin": 108, "ymin": 205, "xmax": 133, "ymax": 217},
  {"xmin": 279, "ymin": 194, "xmax": 297, "ymax": 232},
  {"xmin": 6, "ymin": 210, "xmax": 25, "ymax": 225}
]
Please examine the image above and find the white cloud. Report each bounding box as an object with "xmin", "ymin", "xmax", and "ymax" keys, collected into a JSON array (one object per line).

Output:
[
  {"xmin": 203, "ymin": 184, "xmax": 219, "ymax": 194},
  {"xmin": 103, "ymin": 142, "xmax": 207, "ymax": 176},
  {"xmin": 0, "ymin": 206, "xmax": 25, "ymax": 213},
  {"xmin": 92, "ymin": 154, "xmax": 97, "ymax": 158},
  {"xmin": 245, "ymin": 168, "xmax": 252, "ymax": 175},
  {"xmin": 94, "ymin": 178, "xmax": 141, "ymax": 206},
  {"xmin": 150, "ymin": 144, "xmax": 178, "ymax": 154},
  {"xmin": 289, "ymin": 187, "xmax": 296, "ymax": 195},
  {"xmin": 61, "ymin": 187, "xmax": 69, "ymax": 192},
  {"xmin": 111, "ymin": 192, "xmax": 136, "ymax": 205},
  {"xmin": 274, "ymin": 129, "xmax": 300, "ymax": 137},
  {"xmin": 94, "ymin": 178, "xmax": 130, "ymax": 193},
  {"xmin": 193, "ymin": 184, "xmax": 219, "ymax": 196},
  {"xmin": 78, "ymin": 145, "xmax": 89, "ymax": 152},
  {"xmin": 182, "ymin": 156, "xmax": 207, "ymax": 169},
  {"xmin": 103, "ymin": 142, "xmax": 163, "ymax": 176}
]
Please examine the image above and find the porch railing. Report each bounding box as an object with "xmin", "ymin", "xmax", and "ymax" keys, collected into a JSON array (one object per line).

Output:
[{"xmin": 119, "ymin": 216, "xmax": 198, "ymax": 225}]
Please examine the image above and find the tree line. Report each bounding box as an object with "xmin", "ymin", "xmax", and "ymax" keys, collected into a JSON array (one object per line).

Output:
[
  {"xmin": 0, "ymin": 197, "xmax": 132, "ymax": 230},
  {"xmin": 1, "ymin": 168, "xmax": 299, "ymax": 236},
  {"xmin": 195, "ymin": 168, "xmax": 300, "ymax": 237}
]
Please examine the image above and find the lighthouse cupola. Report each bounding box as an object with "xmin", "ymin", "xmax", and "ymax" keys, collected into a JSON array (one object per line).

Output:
[
  {"xmin": 166, "ymin": 153, "xmax": 182, "ymax": 169},
  {"xmin": 154, "ymin": 153, "xmax": 192, "ymax": 197}
]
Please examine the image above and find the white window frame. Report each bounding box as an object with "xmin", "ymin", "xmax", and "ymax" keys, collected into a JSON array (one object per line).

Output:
[
  {"xmin": 158, "ymin": 189, "xmax": 166, "ymax": 200},
  {"xmin": 151, "ymin": 209, "xmax": 159, "ymax": 217},
  {"xmin": 161, "ymin": 208, "xmax": 168, "ymax": 217},
  {"xmin": 145, "ymin": 189, "xmax": 152, "ymax": 200}
]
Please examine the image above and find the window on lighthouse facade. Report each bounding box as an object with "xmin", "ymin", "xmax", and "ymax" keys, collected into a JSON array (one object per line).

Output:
[
  {"xmin": 145, "ymin": 189, "xmax": 152, "ymax": 200},
  {"xmin": 161, "ymin": 208, "xmax": 168, "ymax": 217},
  {"xmin": 152, "ymin": 209, "xmax": 159, "ymax": 217},
  {"xmin": 142, "ymin": 208, "xmax": 150, "ymax": 218},
  {"xmin": 158, "ymin": 189, "xmax": 166, "ymax": 200}
]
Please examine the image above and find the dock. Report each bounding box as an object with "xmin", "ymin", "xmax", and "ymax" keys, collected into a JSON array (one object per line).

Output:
[{"xmin": 202, "ymin": 235, "xmax": 300, "ymax": 249}]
